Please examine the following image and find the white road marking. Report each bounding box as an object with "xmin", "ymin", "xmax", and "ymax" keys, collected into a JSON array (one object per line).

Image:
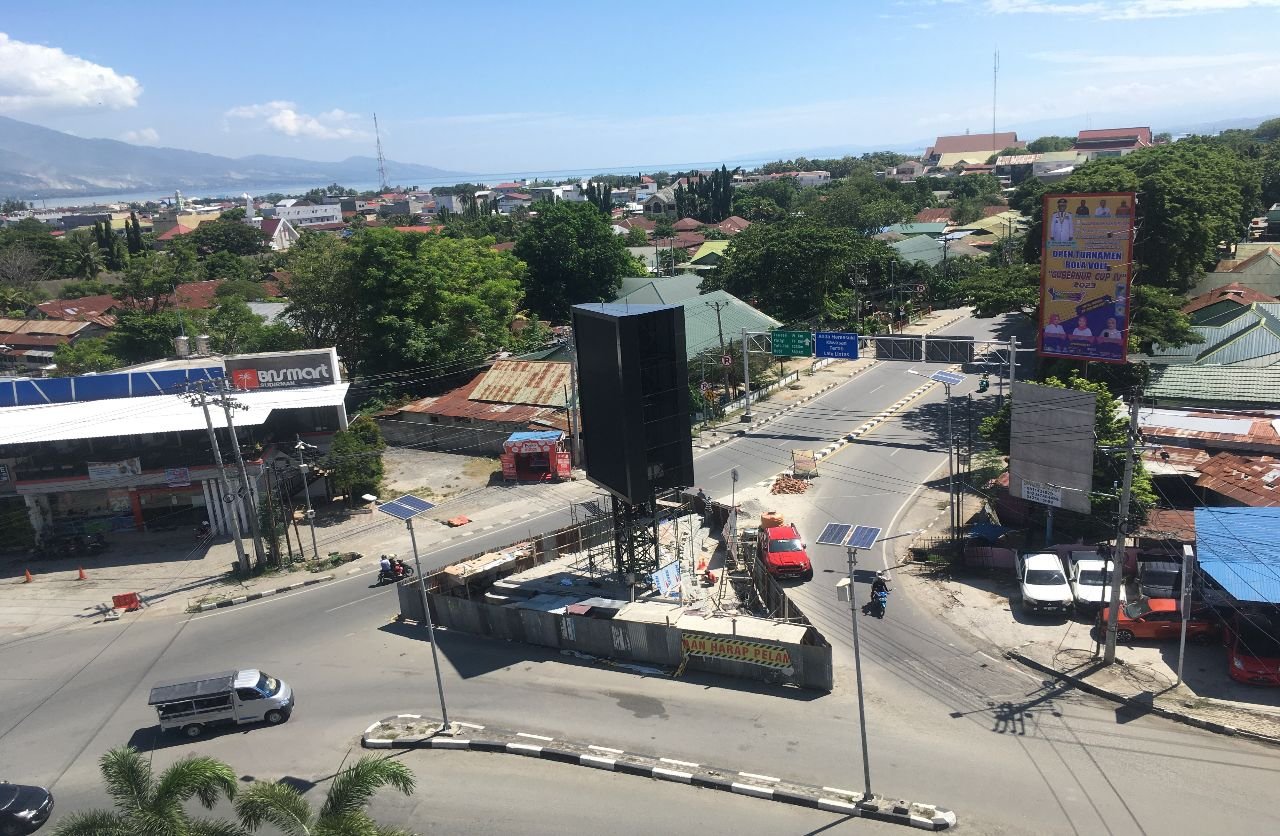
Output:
[
  {"xmin": 516, "ymin": 732, "xmax": 554, "ymax": 741},
  {"xmin": 869, "ymin": 385, "xmax": 884, "ymax": 394},
  {"xmin": 324, "ymin": 589, "xmax": 393, "ymax": 613}
]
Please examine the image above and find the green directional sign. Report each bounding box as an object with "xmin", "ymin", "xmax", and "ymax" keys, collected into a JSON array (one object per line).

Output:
[{"xmin": 771, "ymin": 330, "xmax": 813, "ymax": 358}]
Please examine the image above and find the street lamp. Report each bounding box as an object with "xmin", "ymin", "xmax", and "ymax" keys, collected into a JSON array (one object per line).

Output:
[
  {"xmin": 906, "ymin": 369, "xmax": 965, "ymax": 543},
  {"xmin": 820, "ymin": 522, "xmax": 882, "ymax": 805},
  {"xmin": 295, "ymin": 436, "xmax": 320, "ymax": 559}
]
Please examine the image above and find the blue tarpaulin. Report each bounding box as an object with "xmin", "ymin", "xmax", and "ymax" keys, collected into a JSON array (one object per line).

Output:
[
  {"xmin": 1194, "ymin": 507, "xmax": 1280, "ymax": 605},
  {"xmin": 506, "ymin": 431, "xmax": 563, "ymax": 443}
]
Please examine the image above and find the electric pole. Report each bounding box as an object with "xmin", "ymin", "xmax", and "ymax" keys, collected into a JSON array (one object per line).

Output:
[
  {"xmin": 705, "ymin": 300, "xmax": 730, "ymax": 400},
  {"xmin": 1103, "ymin": 394, "xmax": 1142, "ymax": 664},
  {"xmin": 186, "ymin": 386, "xmax": 249, "ymax": 575},
  {"xmin": 217, "ymin": 378, "xmax": 265, "ymax": 567}
]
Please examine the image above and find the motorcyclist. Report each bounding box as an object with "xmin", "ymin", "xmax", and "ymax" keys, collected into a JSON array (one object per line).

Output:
[
  {"xmin": 870, "ymin": 571, "xmax": 890, "ymax": 605},
  {"xmin": 379, "ymin": 554, "xmax": 393, "ymax": 579},
  {"xmin": 392, "ymin": 558, "xmax": 410, "ymax": 578}
]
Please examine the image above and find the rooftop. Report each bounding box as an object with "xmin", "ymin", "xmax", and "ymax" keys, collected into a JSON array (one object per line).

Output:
[
  {"xmin": 1194, "ymin": 507, "xmax": 1280, "ymax": 604},
  {"xmin": 468, "ymin": 359, "xmax": 571, "ymax": 408},
  {"xmin": 1145, "ymin": 365, "xmax": 1280, "ymax": 407},
  {"xmin": 1195, "ymin": 452, "xmax": 1280, "ymax": 507},
  {"xmin": 927, "ymin": 131, "xmax": 1022, "ymax": 157}
]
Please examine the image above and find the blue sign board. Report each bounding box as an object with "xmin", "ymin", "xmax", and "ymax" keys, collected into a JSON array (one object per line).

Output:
[{"xmin": 815, "ymin": 332, "xmax": 859, "ymax": 360}]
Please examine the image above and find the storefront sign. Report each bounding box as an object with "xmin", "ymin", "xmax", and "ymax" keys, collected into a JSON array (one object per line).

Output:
[
  {"xmin": 164, "ymin": 467, "xmax": 192, "ymax": 487},
  {"xmin": 651, "ymin": 561, "xmax": 681, "ymax": 598},
  {"xmin": 1039, "ymin": 192, "xmax": 1135, "ymax": 364},
  {"xmin": 224, "ymin": 350, "xmax": 339, "ymax": 390},
  {"xmin": 88, "ymin": 458, "xmax": 141, "ymax": 481},
  {"xmin": 680, "ymin": 632, "xmax": 793, "ymax": 669},
  {"xmin": 106, "ymin": 489, "xmax": 131, "ymax": 512},
  {"xmin": 0, "ymin": 464, "xmax": 8, "ymax": 482}
]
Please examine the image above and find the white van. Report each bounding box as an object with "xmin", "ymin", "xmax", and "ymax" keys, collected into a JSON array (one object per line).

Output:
[{"xmin": 149, "ymin": 669, "xmax": 294, "ymax": 738}]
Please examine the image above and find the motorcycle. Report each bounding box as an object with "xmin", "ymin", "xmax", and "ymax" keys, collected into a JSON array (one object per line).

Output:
[
  {"xmin": 194, "ymin": 520, "xmax": 211, "ymax": 540},
  {"xmin": 377, "ymin": 561, "xmax": 415, "ymax": 585},
  {"xmin": 870, "ymin": 589, "xmax": 890, "ymax": 618},
  {"xmin": 977, "ymin": 373, "xmax": 990, "ymax": 393}
]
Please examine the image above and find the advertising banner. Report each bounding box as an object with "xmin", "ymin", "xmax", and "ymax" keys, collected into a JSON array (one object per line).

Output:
[
  {"xmin": 1039, "ymin": 192, "xmax": 1131, "ymax": 361},
  {"xmin": 1039, "ymin": 192, "xmax": 1135, "ymax": 364},
  {"xmin": 87, "ymin": 458, "xmax": 142, "ymax": 481},
  {"xmin": 224, "ymin": 349, "xmax": 339, "ymax": 390},
  {"xmin": 164, "ymin": 467, "xmax": 192, "ymax": 487},
  {"xmin": 680, "ymin": 632, "xmax": 793, "ymax": 669}
]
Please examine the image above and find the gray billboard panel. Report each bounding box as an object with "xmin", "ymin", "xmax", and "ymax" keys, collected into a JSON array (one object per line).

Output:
[
  {"xmin": 1008, "ymin": 381, "xmax": 1095, "ymax": 514},
  {"xmin": 224, "ymin": 348, "xmax": 340, "ymax": 390}
]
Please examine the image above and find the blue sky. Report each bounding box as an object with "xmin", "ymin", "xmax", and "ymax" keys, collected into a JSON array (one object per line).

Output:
[{"xmin": 2, "ymin": 0, "xmax": 1279, "ymax": 175}]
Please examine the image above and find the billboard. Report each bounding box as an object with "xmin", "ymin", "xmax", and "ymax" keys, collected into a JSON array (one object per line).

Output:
[
  {"xmin": 1039, "ymin": 192, "xmax": 1135, "ymax": 364},
  {"xmin": 224, "ymin": 348, "xmax": 340, "ymax": 390},
  {"xmin": 1008, "ymin": 382, "xmax": 1095, "ymax": 514}
]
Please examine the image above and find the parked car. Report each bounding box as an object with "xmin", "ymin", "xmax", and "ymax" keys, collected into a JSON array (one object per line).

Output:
[
  {"xmin": 1137, "ymin": 559, "xmax": 1181, "ymax": 599},
  {"xmin": 0, "ymin": 782, "xmax": 53, "ymax": 835},
  {"xmin": 1225, "ymin": 613, "xmax": 1280, "ymax": 686},
  {"xmin": 1069, "ymin": 559, "xmax": 1124, "ymax": 612},
  {"xmin": 1097, "ymin": 597, "xmax": 1219, "ymax": 644},
  {"xmin": 1017, "ymin": 552, "xmax": 1073, "ymax": 614},
  {"xmin": 758, "ymin": 524, "xmax": 812, "ymax": 581}
]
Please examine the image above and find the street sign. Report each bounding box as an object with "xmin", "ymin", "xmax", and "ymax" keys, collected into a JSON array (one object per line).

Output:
[
  {"xmin": 914, "ymin": 284, "xmax": 925, "ymax": 293},
  {"xmin": 1020, "ymin": 480, "xmax": 1064, "ymax": 508},
  {"xmin": 771, "ymin": 330, "xmax": 813, "ymax": 358},
  {"xmin": 815, "ymin": 332, "xmax": 859, "ymax": 360},
  {"xmin": 720, "ymin": 354, "xmax": 733, "ymax": 366}
]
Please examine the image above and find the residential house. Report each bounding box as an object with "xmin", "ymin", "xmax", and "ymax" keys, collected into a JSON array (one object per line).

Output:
[
  {"xmin": 270, "ymin": 203, "xmax": 344, "ymax": 227},
  {"xmin": 378, "ymin": 359, "xmax": 569, "ymax": 454},
  {"xmin": 490, "ymin": 182, "xmax": 526, "ymax": 196},
  {"xmin": 626, "ymin": 246, "xmax": 660, "ymax": 274},
  {"xmin": 613, "ymin": 274, "xmax": 782, "ymax": 364},
  {"xmin": 925, "ymin": 131, "xmax": 1023, "ymax": 165},
  {"xmin": 153, "ymin": 224, "xmax": 195, "ymax": 248},
  {"xmin": 1075, "ymin": 127, "xmax": 1152, "ymax": 160},
  {"xmin": 889, "ymin": 234, "xmax": 984, "ymax": 268},
  {"xmin": 375, "ymin": 200, "xmax": 424, "ymax": 220},
  {"xmin": 614, "ymin": 217, "xmax": 656, "ymax": 235},
  {"xmin": 0, "ymin": 318, "xmax": 107, "ymax": 374},
  {"xmin": 1144, "ymin": 365, "xmax": 1280, "ymax": 410},
  {"xmin": 643, "ymin": 187, "xmax": 677, "ymax": 218},
  {"xmin": 880, "ymin": 160, "xmax": 927, "ymax": 182},
  {"xmin": 672, "ymin": 217, "xmax": 704, "ymax": 232},
  {"xmin": 495, "ymin": 192, "xmax": 533, "ymax": 214},
  {"xmin": 259, "ymin": 217, "xmax": 300, "ymax": 251},
  {"xmin": 635, "ymin": 176, "xmax": 658, "ymax": 200},
  {"xmin": 1148, "ymin": 294, "xmax": 1280, "ymax": 367},
  {"xmin": 1195, "ymin": 453, "xmax": 1280, "ymax": 508},
  {"xmin": 713, "ymin": 216, "xmax": 751, "ymax": 235},
  {"xmin": 688, "ymin": 241, "xmax": 730, "ymax": 270},
  {"xmin": 32, "ymin": 295, "xmax": 119, "ymax": 328},
  {"xmin": 1192, "ymin": 246, "xmax": 1280, "ymax": 297},
  {"xmin": 168, "ymin": 278, "xmax": 284, "ymax": 311}
]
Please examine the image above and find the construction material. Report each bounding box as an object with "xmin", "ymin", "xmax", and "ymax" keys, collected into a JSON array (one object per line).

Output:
[
  {"xmin": 761, "ymin": 511, "xmax": 785, "ymax": 528},
  {"xmin": 770, "ymin": 476, "xmax": 810, "ymax": 495}
]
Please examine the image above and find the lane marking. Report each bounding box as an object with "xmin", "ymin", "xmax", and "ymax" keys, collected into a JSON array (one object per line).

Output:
[
  {"xmin": 739, "ymin": 771, "xmax": 780, "ymax": 782},
  {"xmin": 324, "ymin": 588, "xmax": 393, "ymax": 613},
  {"xmin": 589, "ymin": 744, "xmax": 624, "ymax": 754},
  {"xmin": 517, "ymin": 732, "xmax": 554, "ymax": 741},
  {"xmin": 660, "ymin": 757, "xmax": 700, "ymax": 768}
]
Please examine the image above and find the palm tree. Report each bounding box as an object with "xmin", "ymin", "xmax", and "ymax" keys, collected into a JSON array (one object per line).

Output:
[
  {"xmin": 53, "ymin": 746, "xmax": 244, "ymax": 836},
  {"xmin": 70, "ymin": 234, "xmax": 104, "ymax": 279},
  {"xmin": 235, "ymin": 755, "xmax": 416, "ymax": 836}
]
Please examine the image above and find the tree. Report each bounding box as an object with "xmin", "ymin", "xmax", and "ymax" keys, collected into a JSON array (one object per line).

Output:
[
  {"xmin": 957, "ymin": 263, "xmax": 1039, "ymax": 319},
  {"xmin": 324, "ymin": 416, "xmax": 386, "ymax": 503},
  {"xmin": 584, "ymin": 181, "xmax": 613, "ymax": 214},
  {"xmin": 1009, "ymin": 178, "xmax": 1049, "ymax": 215},
  {"xmin": 1130, "ymin": 284, "xmax": 1202, "ymax": 352},
  {"xmin": 0, "ymin": 217, "xmax": 72, "ymax": 277},
  {"xmin": 624, "ymin": 226, "xmax": 649, "ymax": 247},
  {"xmin": 108, "ymin": 310, "xmax": 196, "ymax": 363},
  {"xmin": 235, "ymin": 754, "xmax": 415, "ymax": 836},
  {"xmin": 0, "ymin": 246, "xmax": 49, "ymax": 306},
  {"xmin": 514, "ymin": 201, "xmax": 637, "ymax": 320},
  {"xmin": 59, "ymin": 279, "xmax": 113, "ymax": 299},
  {"xmin": 652, "ymin": 217, "xmax": 675, "ymax": 239},
  {"xmin": 209, "ymin": 297, "xmax": 265, "ymax": 354},
  {"xmin": 70, "ymin": 232, "xmax": 105, "ymax": 279},
  {"xmin": 51, "ymin": 745, "xmax": 241, "ymax": 836},
  {"xmin": 53, "ymin": 338, "xmax": 120, "ymax": 375},
  {"xmin": 283, "ymin": 232, "xmax": 361, "ymax": 362},
  {"xmin": 1, "ymin": 197, "xmax": 30, "ymax": 213},
  {"xmin": 950, "ymin": 197, "xmax": 985, "ymax": 225},
  {"xmin": 1026, "ymin": 136, "xmax": 1076, "ymax": 153},
  {"xmin": 125, "ymin": 211, "xmax": 145, "ymax": 255},
  {"xmin": 215, "ymin": 278, "xmax": 268, "ymax": 301},
  {"xmin": 746, "ymin": 177, "xmax": 801, "ymax": 212},
  {"xmin": 205, "ymin": 250, "xmax": 254, "ymax": 282},
  {"xmin": 190, "ymin": 218, "xmax": 268, "ymax": 256},
  {"xmin": 114, "ymin": 251, "xmax": 178, "ymax": 313},
  {"xmin": 1253, "ymin": 117, "xmax": 1280, "ymax": 142},
  {"xmin": 812, "ymin": 175, "xmax": 913, "ymax": 234},
  {"xmin": 220, "ymin": 207, "xmax": 247, "ymax": 221}
]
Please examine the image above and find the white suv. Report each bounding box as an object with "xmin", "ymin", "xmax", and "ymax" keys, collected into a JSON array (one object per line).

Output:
[
  {"xmin": 1069, "ymin": 558, "xmax": 1124, "ymax": 612},
  {"xmin": 1017, "ymin": 552, "xmax": 1073, "ymax": 614}
]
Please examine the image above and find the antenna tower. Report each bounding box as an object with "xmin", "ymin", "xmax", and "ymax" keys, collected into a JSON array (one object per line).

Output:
[
  {"xmin": 373, "ymin": 113, "xmax": 389, "ymax": 192},
  {"xmin": 992, "ymin": 49, "xmax": 1000, "ymax": 145}
]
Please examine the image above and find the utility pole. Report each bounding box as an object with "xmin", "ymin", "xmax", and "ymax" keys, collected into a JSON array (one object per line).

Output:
[
  {"xmin": 217, "ymin": 378, "xmax": 265, "ymax": 567},
  {"xmin": 1103, "ymin": 394, "xmax": 1142, "ymax": 664},
  {"xmin": 187, "ymin": 387, "xmax": 249, "ymax": 575},
  {"xmin": 296, "ymin": 436, "xmax": 321, "ymax": 560},
  {"xmin": 705, "ymin": 300, "xmax": 730, "ymax": 400},
  {"xmin": 741, "ymin": 328, "xmax": 752, "ymax": 423},
  {"xmin": 567, "ymin": 331, "xmax": 582, "ymax": 467}
]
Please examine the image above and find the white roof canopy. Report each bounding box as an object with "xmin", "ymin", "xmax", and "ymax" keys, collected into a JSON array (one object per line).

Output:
[{"xmin": 0, "ymin": 383, "xmax": 349, "ymax": 445}]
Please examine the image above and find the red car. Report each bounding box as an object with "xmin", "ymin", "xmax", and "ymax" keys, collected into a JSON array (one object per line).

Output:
[
  {"xmin": 1225, "ymin": 614, "xmax": 1280, "ymax": 686},
  {"xmin": 759, "ymin": 524, "xmax": 812, "ymax": 580},
  {"xmin": 1097, "ymin": 597, "xmax": 1220, "ymax": 644}
]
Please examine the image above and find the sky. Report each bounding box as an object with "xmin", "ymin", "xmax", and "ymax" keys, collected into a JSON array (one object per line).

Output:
[{"xmin": 2, "ymin": 0, "xmax": 1279, "ymax": 176}]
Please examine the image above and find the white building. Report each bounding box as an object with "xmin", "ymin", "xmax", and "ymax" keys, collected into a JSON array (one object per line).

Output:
[{"xmin": 272, "ymin": 204, "xmax": 343, "ymax": 227}]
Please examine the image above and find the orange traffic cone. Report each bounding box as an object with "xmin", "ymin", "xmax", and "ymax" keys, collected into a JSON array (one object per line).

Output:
[
  {"xmin": 77, "ymin": 567, "xmax": 88, "ymax": 581},
  {"xmin": 23, "ymin": 569, "xmax": 33, "ymax": 583}
]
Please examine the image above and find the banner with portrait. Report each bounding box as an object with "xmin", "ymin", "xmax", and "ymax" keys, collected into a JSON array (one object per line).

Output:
[{"xmin": 1039, "ymin": 192, "xmax": 1135, "ymax": 364}]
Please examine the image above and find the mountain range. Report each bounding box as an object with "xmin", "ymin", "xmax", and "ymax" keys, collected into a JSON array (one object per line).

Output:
[{"xmin": 0, "ymin": 115, "xmax": 463, "ymax": 199}]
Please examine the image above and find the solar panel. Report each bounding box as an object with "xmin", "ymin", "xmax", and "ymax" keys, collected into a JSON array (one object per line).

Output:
[
  {"xmin": 817, "ymin": 523, "xmax": 852, "ymax": 546},
  {"xmin": 377, "ymin": 494, "xmax": 436, "ymax": 520},
  {"xmin": 847, "ymin": 525, "xmax": 881, "ymax": 550},
  {"xmin": 931, "ymin": 370, "xmax": 965, "ymax": 386}
]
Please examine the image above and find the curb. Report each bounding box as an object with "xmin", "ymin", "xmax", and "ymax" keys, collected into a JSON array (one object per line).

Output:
[
  {"xmin": 1005, "ymin": 650, "xmax": 1280, "ymax": 747},
  {"xmin": 187, "ymin": 574, "xmax": 336, "ymax": 612},
  {"xmin": 362, "ymin": 715, "xmax": 956, "ymax": 830}
]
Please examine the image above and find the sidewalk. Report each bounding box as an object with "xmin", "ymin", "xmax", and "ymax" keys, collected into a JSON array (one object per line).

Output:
[
  {"xmin": 901, "ymin": 482, "xmax": 1280, "ymax": 745},
  {"xmin": 693, "ymin": 307, "xmax": 972, "ymax": 451}
]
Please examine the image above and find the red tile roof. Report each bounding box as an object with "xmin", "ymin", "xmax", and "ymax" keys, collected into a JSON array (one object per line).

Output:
[
  {"xmin": 1182, "ymin": 282, "xmax": 1279, "ymax": 314},
  {"xmin": 394, "ymin": 225, "xmax": 444, "ymax": 234},
  {"xmin": 1076, "ymin": 127, "xmax": 1152, "ymax": 144},
  {"xmin": 498, "ymin": 193, "xmax": 532, "ymax": 201},
  {"xmin": 615, "ymin": 217, "xmax": 656, "ymax": 232},
  {"xmin": 714, "ymin": 215, "xmax": 751, "ymax": 234},
  {"xmin": 170, "ymin": 278, "xmax": 283, "ymax": 310},
  {"xmin": 1195, "ymin": 452, "xmax": 1280, "ymax": 507},
  {"xmin": 155, "ymin": 224, "xmax": 194, "ymax": 241},
  {"xmin": 673, "ymin": 217, "xmax": 704, "ymax": 231},
  {"xmin": 36, "ymin": 294, "xmax": 119, "ymax": 326},
  {"xmin": 927, "ymin": 132, "xmax": 1022, "ymax": 157}
]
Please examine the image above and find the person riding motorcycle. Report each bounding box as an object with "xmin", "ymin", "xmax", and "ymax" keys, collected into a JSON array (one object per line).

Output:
[
  {"xmin": 392, "ymin": 558, "xmax": 410, "ymax": 579},
  {"xmin": 870, "ymin": 571, "xmax": 891, "ymax": 609},
  {"xmin": 379, "ymin": 554, "xmax": 393, "ymax": 581}
]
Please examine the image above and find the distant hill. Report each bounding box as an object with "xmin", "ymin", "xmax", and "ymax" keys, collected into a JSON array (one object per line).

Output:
[{"xmin": 0, "ymin": 115, "xmax": 463, "ymax": 198}]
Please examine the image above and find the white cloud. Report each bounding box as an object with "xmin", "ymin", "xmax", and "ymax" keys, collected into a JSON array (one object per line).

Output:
[
  {"xmin": 120, "ymin": 127, "xmax": 159, "ymax": 144},
  {"xmin": 0, "ymin": 32, "xmax": 141, "ymax": 110},
  {"xmin": 986, "ymin": 0, "xmax": 1280, "ymax": 17},
  {"xmin": 225, "ymin": 100, "xmax": 366, "ymax": 140}
]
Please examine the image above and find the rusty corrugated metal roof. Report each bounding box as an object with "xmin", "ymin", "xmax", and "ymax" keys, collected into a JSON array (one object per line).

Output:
[
  {"xmin": 0, "ymin": 318, "xmax": 96, "ymax": 337},
  {"xmin": 469, "ymin": 360, "xmax": 570, "ymax": 408},
  {"xmin": 397, "ymin": 373, "xmax": 567, "ymax": 430}
]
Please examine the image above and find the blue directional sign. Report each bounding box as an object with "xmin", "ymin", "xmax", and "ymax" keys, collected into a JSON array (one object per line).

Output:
[
  {"xmin": 377, "ymin": 494, "xmax": 436, "ymax": 521},
  {"xmin": 815, "ymin": 331, "xmax": 859, "ymax": 360}
]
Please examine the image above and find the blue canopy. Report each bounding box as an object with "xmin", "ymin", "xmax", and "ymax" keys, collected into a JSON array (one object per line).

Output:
[
  {"xmin": 506, "ymin": 431, "xmax": 563, "ymax": 443},
  {"xmin": 1194, "ymin": 507, "xmax": 1280, "ymax": 605}
]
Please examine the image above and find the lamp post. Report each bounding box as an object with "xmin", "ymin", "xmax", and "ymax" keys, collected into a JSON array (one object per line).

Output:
[
  {"xmin": 907, "ymin": 369, "xmax": 965, "ymax": 544},
  {"xmin": 295, "ymin": 436, "xmax": 320, "ymax": 559}
]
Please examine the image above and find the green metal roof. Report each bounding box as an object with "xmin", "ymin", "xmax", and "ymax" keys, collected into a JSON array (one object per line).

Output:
[
  {"xmin": 883, "ymin": 222, "xmax": 946, "ymax": 237},
  {"xmin": 891, "ymin": 235, "xmax": 945, "ymax": 267},
  {"xmin": 1144, "ymin": 364, "xmax": 1280, "ymax": 407},
  {"xmin": 614, "ymin": 279, "xmax": 782, "ymax": 360}
]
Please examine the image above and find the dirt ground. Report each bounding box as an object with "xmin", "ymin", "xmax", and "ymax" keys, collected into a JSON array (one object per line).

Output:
[{"xmin": 380, "ymin": 446, "xmax": 500, "ymax": 501}]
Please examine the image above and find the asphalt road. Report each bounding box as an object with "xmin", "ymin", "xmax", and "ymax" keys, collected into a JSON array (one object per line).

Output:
[{"xmin": 3, "ymin": 312, "xmax": 1279, "ymax": 835}]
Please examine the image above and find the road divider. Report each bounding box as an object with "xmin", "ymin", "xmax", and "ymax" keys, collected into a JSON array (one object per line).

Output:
[{"xmin": 186, "ymin": 574, "xmax": 335, "ymax": 612}]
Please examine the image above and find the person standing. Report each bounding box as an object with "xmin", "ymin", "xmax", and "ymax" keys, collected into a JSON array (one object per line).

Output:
[{"xmin": 1049, "ymin": 198, "xmax": 1074, "ymax": 242}]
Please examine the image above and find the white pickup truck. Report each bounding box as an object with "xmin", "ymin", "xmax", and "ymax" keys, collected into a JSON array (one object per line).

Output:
[
  {"xmin": 1017, "ymin": 552, "xmax": 1073, "ymax": 614},
  {"xmin": 1069, "ymin": 558, "xmax": 1124, "ymax": 611}
]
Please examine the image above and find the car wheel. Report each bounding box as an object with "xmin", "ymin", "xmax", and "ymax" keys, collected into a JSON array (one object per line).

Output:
[
  {"xmin": 182, "ymin": 723, "xmax": 204, "ymax": 738},
  {"xmin": 264, "ymin": 709, "xmax": 286, "ymax": 725},
  {"xmin": 1116, "ymin": 629, "xmax": 1135, "ymax": 643},
  {"xmin": 2, "ymin": 822, "xmax": 25, "ymax": 836}
]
